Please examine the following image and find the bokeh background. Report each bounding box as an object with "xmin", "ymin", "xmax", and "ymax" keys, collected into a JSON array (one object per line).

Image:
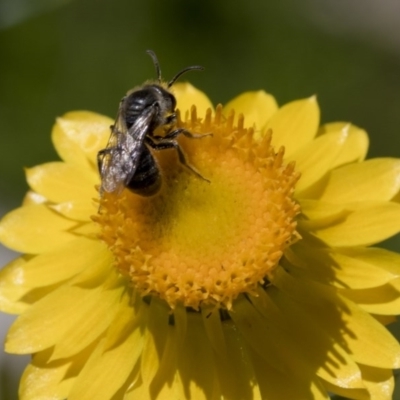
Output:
[{"xmin": 1, "ymin": 0, "xmax": 400, "ymax": 399}]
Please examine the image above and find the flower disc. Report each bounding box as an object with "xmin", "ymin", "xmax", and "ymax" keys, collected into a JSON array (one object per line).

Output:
[{"xmin": 96, "ymin": 106, "xmax": 300, "ymax": 309}]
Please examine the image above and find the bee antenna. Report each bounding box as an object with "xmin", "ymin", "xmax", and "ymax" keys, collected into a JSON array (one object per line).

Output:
[
  {"xmin": 168, "ymin": 65, "xmax": 204, "ymax": 88},
  {"xmin": 146, "ymin": 50, "xmax": 162, "ymax": 83}
]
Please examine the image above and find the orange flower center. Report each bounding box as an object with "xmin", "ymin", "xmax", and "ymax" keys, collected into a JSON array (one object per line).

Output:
[{"xmin": 95, "ymin": 105, "xmax": 300, "ymax": 309}]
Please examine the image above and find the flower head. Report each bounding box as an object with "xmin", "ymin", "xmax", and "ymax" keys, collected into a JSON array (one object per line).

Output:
[{"xmin": 1, "ymin": 82, "xmax": 400, "ymax": 399}]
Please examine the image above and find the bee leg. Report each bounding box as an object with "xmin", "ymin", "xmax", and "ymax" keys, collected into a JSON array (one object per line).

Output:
[
  {"xmin": 97, "ymin": 148, "xmax": 107, "ymax": 171},
  {"xmin": 174, "ymin": 143, "xmax": 210, "ymax": 182},
  {"xmin": 153, "ymin": 128, "xmax": 213, "ymax": 141},
  {"xmin": 147, "ymin": 139, "xmax": 210, "ymax": 182},
  {"xmin": 97, "ymin": 147, "xmax": 114, "ymax": 171},
  {"xmin": 169, "ymin": 128, "xmax": 213, "ymax": 140}
]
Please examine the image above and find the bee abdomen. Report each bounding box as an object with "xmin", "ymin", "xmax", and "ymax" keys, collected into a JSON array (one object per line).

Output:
[{"xmin": 127, "ymin": 145, "xmax": 161, "ymax": 196}]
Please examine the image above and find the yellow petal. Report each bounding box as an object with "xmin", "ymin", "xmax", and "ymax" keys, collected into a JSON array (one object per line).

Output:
[
  {"xmin": 0, "ymin": 238, "xmax": 104, "ymax": 293},
  {"xmin": 217, "ymin": 321, "xmax": 262, "ymax": 400},
  {"xmin": 173, "ymin": 304, "xmax": 187, "ymax": 344},
  {"xmin": 374, "ymin": 314, "xmax": 396, "ymax": 325},
  {"xmin": 249, "ymin": 345, "xmax": 330, "ymax": 400},
  {"xmin": 340, "ymin": 246, "xmax": 400, "ymax": 276},
  {"xmin": 320, "ymin": 158, "xmax": 400, "ymax": 203},
  {"xmin": 231, "ymin": 296, "xmax": 312, "ymax": 374},
  {"xmin": 273, "ymin": 268, "xmax": 400, "ymax": 369},
  {"xmin": 127, "ymin": 335, "xmax": 193, "ymax": 400},
  {"xmin": 290, "ymin": 128, "xmax": 348, "ymax": 194},
  {"xmin": 26, "ymin": 161, "xmax": 98, "ymax": 204},
  {"xmin": 0, "ymin": 256, "xmax": 32, "ymax": 314},
  {"xmin": 19, "ymin": 342, "xmax": 99, "ymax": 400},
  {"xmin": 321, "ymin": 379, "xmax": 369, "ymax": 400},
  {"xmin": 126, "ymin": 370, "xmax": 184, "ymax": 400},
  {"xmin": 6, "ymin": 284, "xmax": 111, "ymax": 354},
  {"xmin": 52, "ymin": 111, "xmax": 112, "ymax": 167},
  {"xmin": 231, "ymin": 295, "xmax": 329, "ymax": 399},
  {"xmin": 321, "ymin": 364, "xmax": 394, "ymax": 400},
  {"xmin": 287, "ymin": 244, "xmax": 398, "ymax": 290},
  {"xmin": 50, "ymin": 200, "xmax": 96, "ymax": 221},
  {"xmin": 139, "ymin": 303, "xmax": 220, "ymax": 400},
  {"xmin": 70, "ymin": 221, "xmax": 99, "ymax": 238},
  {"xmin": 68, "ymin": 245, "xmax": 113, "ymax": 287},
  {"xmin": 176, "ymin": 312, "xmax": 218, "ymax": 400},
  {"xmin": 140, "ymin": 298, "xmax": 169, "ymax": 385},
  {"xmin": 358, "ymin": 364, "xmax": 394, "ymax": 400},
  {"xmin": 20, "ymin": 351, "xmax": 75, "ymax": 400},
  {"xmin": 223, "ymin": 91, "xmax": 278, "ymax": 133},
  {"xmin": 201, "ymin": 306, "xmax": 227, "ymax": 357},
  {"xmin": 340, "ymin": 278, "xmax": 400, "ymax": 315},
  {"xmin": 22, "ymin": 191, "xmax": 47, "ymax": 206},
  {"xmin": 318, "ymin": 123, "xmax": 369, "ymax": 166},
  {"xmin": 139, "ymin": 324, "xmax": 183, "ymax": 400},
  {"xmin": 310, "ymin": 202, "xmax": 400, "ymax": 247},
  {"xmin": 173, "ymin": 82, "xmax": 214, "ymax": 118},
  {"xmin": 0, "ymin": 204, "xmax": 77, "ymax": 254},
  {"xmin": 265, "ymin": 96, "xmax": 319, "ymax": 157},
  {"xmin": 148, "ymin": 309, "xmax": 206, "ymax": 399},
  {"xmin": 0, "ymin": 261, "xmax": 63, "ymax": 314},
  {"xmin": 50, "ymin": 286, "xmax": 123, "ymax": 360},
  {"xmin": 69, "ymin": 317, "xmax": 144, "ymax": 400},
  {"xmin": 329, "ymin": 251, "xmax": 398, "ymax": 289},
  {"xmin": 103, "ymin": 291, "xmax": 143, "ymax": 351},
  {"xmin": 253, "ymin": 287, "xmax": 364, "ymax": 390},
  {"xmin": 298, "ymin": 199, "xmax": 349, "ymax": 229}
]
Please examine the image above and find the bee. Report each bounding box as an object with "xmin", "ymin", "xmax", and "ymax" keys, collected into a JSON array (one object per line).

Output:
[{"xmin": 97, "ymin": 50, "xmax": 209, "ymax": 198}]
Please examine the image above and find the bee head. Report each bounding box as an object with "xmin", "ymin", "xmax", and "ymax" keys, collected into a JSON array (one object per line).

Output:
[{"xmin": 124, "ymin": 85, "xmax": 176, "ymax": 129}]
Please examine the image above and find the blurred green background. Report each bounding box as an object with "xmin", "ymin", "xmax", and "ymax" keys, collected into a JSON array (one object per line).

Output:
[{"xmin": 1, "ymin": 0, "xmax": 400, "ymax": 399}]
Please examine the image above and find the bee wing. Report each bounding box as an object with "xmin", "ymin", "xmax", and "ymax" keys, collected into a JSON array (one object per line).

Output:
[
  {"xmin": 123, "ymin": 106, "xmax": 158, "ymax": 187},
  {"xmin": 98, "ymin": 103, "xmax": 156, "ymax": 195},
  {"xmin": 98, "ymin": 103, "xmax": 128, "ymax": 194}
]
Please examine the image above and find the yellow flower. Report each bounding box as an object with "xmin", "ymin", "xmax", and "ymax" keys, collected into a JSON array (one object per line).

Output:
[{"xmin": 1, "ymin": 82, "xmax": 400, "ymax": 399}]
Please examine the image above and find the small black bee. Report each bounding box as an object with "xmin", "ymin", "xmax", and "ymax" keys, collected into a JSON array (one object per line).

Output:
[{"xmin": 97, "ymin": 50, "xmax": 209, "ymax": 197}]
